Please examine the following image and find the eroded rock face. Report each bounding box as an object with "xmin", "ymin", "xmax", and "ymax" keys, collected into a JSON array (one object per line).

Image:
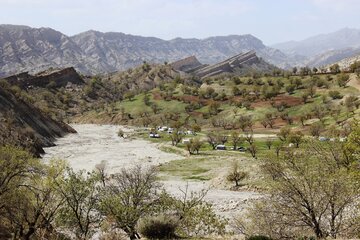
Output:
[
  {"xmin": 171, "ymin": 56, "xmax": 205, "ymax": 72},
  {"xmin": 4, "ymin": 67, "xmax": 84, "ymax": 89},
  {"xmin": 173, "ymin": 51, "xmax": 277, "ymax": 78}
]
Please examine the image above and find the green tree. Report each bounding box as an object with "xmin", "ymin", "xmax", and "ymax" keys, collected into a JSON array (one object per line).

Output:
[
  {"xmin": 245, "ymin": 141, "xmax": 360, "ymax": 239},
  {"xmin": 337, "ymin": 73, "xmax": 350, "ymax": 87},
  {"xmin": 56, "ymin": 169, "xmax": 101, "ymax": 239},
  {"xmin": 100, "ymin": 166, "xmax": 159, "ymax": 239},
  {"xmin": 288, "ymin": 131, "xmax": 304, "ymax": 148}
]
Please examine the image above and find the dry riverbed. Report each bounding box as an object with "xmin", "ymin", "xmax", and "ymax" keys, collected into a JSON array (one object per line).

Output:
[{"xmin": 43, "ymin": 124, "xmax": 260, "ymax": 220}]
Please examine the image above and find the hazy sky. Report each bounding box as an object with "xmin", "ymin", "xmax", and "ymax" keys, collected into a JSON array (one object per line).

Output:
[{"xmin": 1, "ymin": 0, "xmax": 359, "ymax": 44}]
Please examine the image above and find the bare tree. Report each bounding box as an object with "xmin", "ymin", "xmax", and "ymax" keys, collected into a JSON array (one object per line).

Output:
[
  {"xmin": 231, "ymin": 131, "xmax": 244, "ymax": 150},
  {"xmin": 226, "ymin": 162, "xmax": 247, "ymax": 187}
]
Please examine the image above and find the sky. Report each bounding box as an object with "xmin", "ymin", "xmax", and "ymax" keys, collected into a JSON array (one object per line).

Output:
[{"xmin": 0, "ymin": 0, "xmax": 359, "ymax": 45}]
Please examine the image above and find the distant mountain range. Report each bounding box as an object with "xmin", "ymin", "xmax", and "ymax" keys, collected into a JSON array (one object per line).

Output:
[
  {"xmin": 272, "ymin": 28, "xmax": 360, "ymax": 68},
  {"xmin": 1, "ymin": 24, "xmax": 360, "ymax": 76}
]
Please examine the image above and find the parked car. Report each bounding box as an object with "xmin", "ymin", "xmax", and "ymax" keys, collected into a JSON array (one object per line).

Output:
[
  {"xmin": 149, "ymin": 133, "xmax": 160, "ymax": 138},
  {"xmin": 215, "ymin": 145, "xmax": 226, "ymax": 150},
  {"xmin": 319, "ymin": 136, "xmax": 329, "ymax": 142},
  {"xmin": 237, "ymin": 146, "xmax": 246, "ymax": 152}
]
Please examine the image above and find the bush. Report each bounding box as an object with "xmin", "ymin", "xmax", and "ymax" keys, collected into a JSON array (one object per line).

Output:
[
  {"xmin": 247, "ymin": 236, "xmax": 273, "ymax": 240},
  {"xmin": 138, "ymin": 214, "xmax": 178, "ymax": 239},
  {"xmin": 328, "ymin": 90, "xmax": 342, "ymax": 99}
]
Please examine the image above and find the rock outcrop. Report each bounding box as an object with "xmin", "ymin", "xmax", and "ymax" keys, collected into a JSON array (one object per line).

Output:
[
  {"xmin": 4, "ymin": 67, "xmax": 84, "ymax": 89},
  {"xmin": 173, "ymin": 51, "xmax": 277, "ymax": 78},
  {"xmin": 171, "ymin": 56, "xmax": 205, "ymax": 72}
]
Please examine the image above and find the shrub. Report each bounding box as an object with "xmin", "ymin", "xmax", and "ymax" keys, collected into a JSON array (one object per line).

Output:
[
  {"xmin": 138, "ymin": 214, "xmax": 178, "ymax": 239},
  {"xmin": 117, "ymin": 129, "xmax": 125, "ymax": 138},
  {"xmin": 328, "ymin": 90, "xmax": 342, "ymax": 99},
  {"xmin": 247, "ymin": 236, "xmax": 273, "ymax": 240}
]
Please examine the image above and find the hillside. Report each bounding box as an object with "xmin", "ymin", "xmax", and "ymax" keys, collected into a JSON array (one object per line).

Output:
[
  {"xmin": 0, "ymin": 85, "xmax": 75, "ymax": 156},
  {"xmin": 306, "ymin": 47, "xmax": 360, "ymax": 67},
  {"xmin": 332, "ymin": 54, "xmax": 360, "ymax": 70},
  {"xmin": 0, "ymin": 25, "xmax": 292, "ymax": 76}
]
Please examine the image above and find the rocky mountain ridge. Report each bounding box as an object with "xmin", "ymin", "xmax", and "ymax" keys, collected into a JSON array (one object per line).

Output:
[
  {"xmin": 272, "ymin": 28, "xmax": 360, "ymax": 57},
  {"xmin": 0, "ymin": 25, "xmax": 292, "ymax": 76},
  {"xmin": 172, "ymin": 51, "xmax": 277, "ymax": 78}
]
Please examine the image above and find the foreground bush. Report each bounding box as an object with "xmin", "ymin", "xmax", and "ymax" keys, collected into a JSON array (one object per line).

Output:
[
  {"xmin": 138, "ymin": 214, "xmax": 178, "ymax": 239},
  {"xmin": 247, "ymin": 236, "xmax": 273, "ymax": 240}
]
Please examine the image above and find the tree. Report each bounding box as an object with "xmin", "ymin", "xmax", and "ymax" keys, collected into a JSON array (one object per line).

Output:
[
  {"xmin": 264, "ymin": 113, "xmax": 275, "ymax": 128},
  {"xmin": 231, "ymin": 131, "xmax": 244, "ymax": 150},
  {"xmin": 190, "ymin": 124, "xmax": 201, "ymax": 134},
  {"xmin": 292, "ymin": 67, "xmax": 298, "ymax": 75},
  {"xmin": 248, "ymin": 144, "xmax": 257, "ymax": 158},
  {"xmin": 100, "ymin": 166, "xmax": 160, "ymax": 239},
  {"xmin": 245, "ymin": 141, "xmax": 360, "ymax": 239},
  {"xmin": 301, "ymin": 92, "xmax": 309, "ymax": 104},
  {"xmin": 312, "ymin": 67, "xmax": 318, "ymax": 74},
  {"xmin": 2, "ymin": 160, "xmax": 66, "ymax": 240},
  {"xmin": 56, "ymin": 169, "xmax": 102, "ymax": 239},
  {"xmin": 208, "ymin": 101, "xmax": 220, "ymax": 115},
  {"xmin": 226, "ymin": 162, "xmax": 247, "ymax": 187},
  {"xmin": 330, "ymin": 63, "xmax": 340, "ymax": 74},
  {"xmin": 310, "ymin": 122, "xmax": 323, "ymax": 137},
  {"xmin": 238, "ymin": 115, "xmax": 253, "ymax": 132},
  {"xmin": 273, "ymin": 141, "xmax": 283, "ymax": 157},
  {"xmin": 265, "ymin": 138, "xmax": 273, "ymax": 150},
  {"xmin": 170, "ymin": 122, "xmax": 184, "ymax": 146},
  {"xmin": 244, "ymin": 131, "xmax": 254, "ymax": 145},
  {"xmin": 151, "ymin": 103, "xmax": 161, "ymax": 114},
  {"xmin": 124, "ymin": 91, "xmax": 135, "ymax": 101},
  {"xmin": 337, "ymin": 73, "xmax": 350, "ymax": 88},
  {"xmin": 143, "ymin": 93, "xmax": 151, "ymax": 106},
  {"xmin": 0, "ymin": 146, "xmax": 40, "ymax": 209},
  {"xmin": 207, "ymin": 132, "xmax": 218, "ymax": 150},
  {"xmin": 344, "ymin": 95, "xmax": 359, "ymax": 114},
  {"xmin": 288, "ymin": 131, "xmax": 303, "ymax": 148},
  {"xmin": 277, "ymin": 127, "xmax": 291, "ymax": 142},
  {"xmin": 185, "ymin": 138, "xmax": 203, "ymax": 155}
]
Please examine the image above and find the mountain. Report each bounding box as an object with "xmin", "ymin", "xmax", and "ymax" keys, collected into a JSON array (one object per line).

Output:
[
  {"xmin": 306, "ymin": 47, "xmax": 360, "ymax": 68},
  {"xmin": 0, "ymin": 25, "xmax": 85, "ymax": 76},
  {"xmin": 330, "ymin": 53, "xmax": 360, "ymax": 70},
  {"xmin": 273, "ymin": 28, "xmax": 360, "ymax": 57},
  {"xmin": 0, "ymin": 24, "xmax": 290, "ymax": 76}
]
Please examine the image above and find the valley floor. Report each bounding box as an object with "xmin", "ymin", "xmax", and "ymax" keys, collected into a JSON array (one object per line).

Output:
[{"xmin": 42, "ymin": 124, "xmax": 261, "ymax": 221}]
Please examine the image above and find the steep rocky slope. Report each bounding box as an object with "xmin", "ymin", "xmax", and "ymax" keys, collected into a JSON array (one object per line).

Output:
[
  {"xmin": 0, "ymin": 25, "xmax": 291, "ymax": 76},
  {"xmin": 4, "ymin": 67, "xmax": 84, "ymax": 89},
  {"xmin": 190, "ymin": 51, "xmax": 277, "ymax": 78},
  {"xmin": 0, "ymin": 68, "xmax": 83, "ymax": 156},
  {"xmin": 0, "ymin": 86, "xmax": 76, "ymax": 156},
  {"xmin": 171, "ymin": 56, "xmax": 205, "ymax": 72}
]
